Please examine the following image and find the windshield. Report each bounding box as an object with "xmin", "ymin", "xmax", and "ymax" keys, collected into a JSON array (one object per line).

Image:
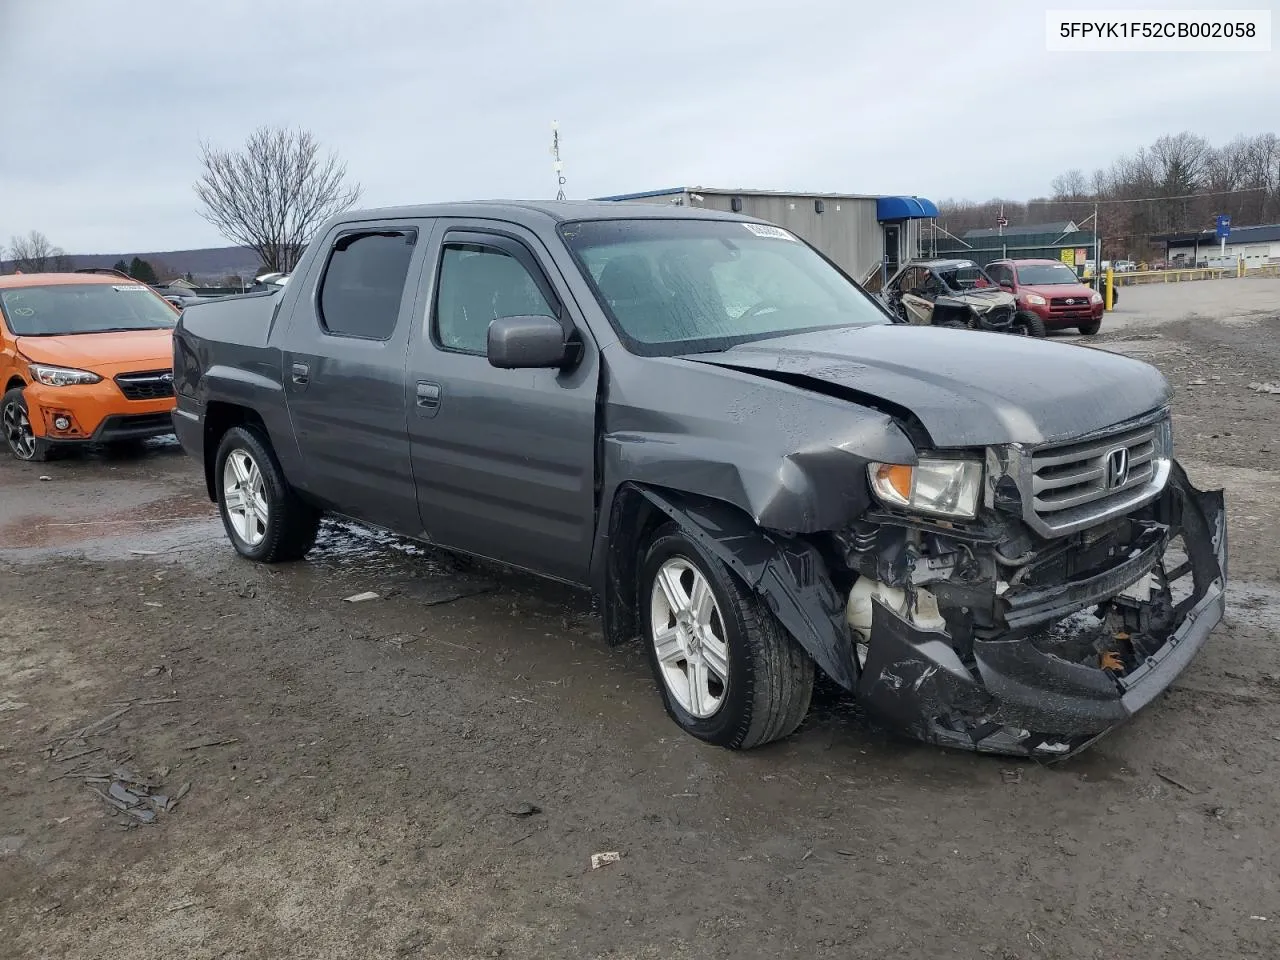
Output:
[
  {"xmin": 0, "ymin": 283, "xmax": 177, "ymax": 336},
  {"xmin": 936, "ymin": 264, "xmax": 994, "ymax": 292},
  {"xmin": 1016, "ymin": 263, "xmax": 1082, "ymax": 285},
  {"xmin": 560, "ymin": 218, "xmax": 888, "ymax": 354}
]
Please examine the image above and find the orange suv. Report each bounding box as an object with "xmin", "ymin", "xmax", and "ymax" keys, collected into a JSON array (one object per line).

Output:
[{"xmin": 0, "ymin": 271, "xmax": 180, "ymax": 461}]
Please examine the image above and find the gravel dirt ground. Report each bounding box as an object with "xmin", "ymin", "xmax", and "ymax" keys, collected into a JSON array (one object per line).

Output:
[{"xmin": 2, "ymin": 277, "xmax": 1278, "ymax": 960}]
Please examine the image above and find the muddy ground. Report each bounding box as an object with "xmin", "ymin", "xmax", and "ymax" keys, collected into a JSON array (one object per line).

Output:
[{"xmin": 2, "ymin": 277, "xmax": 1279, "ymax": 960}]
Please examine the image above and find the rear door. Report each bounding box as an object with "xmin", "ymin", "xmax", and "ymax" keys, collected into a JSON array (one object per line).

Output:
[
  {"xmin": 406, "ymin": 219, "xmax": 600, "ymax": 584},
  {"xmin": 280, "ymin": 219, "xmax": 433, "ymax": 531}
]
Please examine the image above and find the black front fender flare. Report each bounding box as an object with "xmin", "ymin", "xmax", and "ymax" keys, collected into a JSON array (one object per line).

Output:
[{"xmin": 632, "ymin": 487, "xmax": 858, "ymax": 690}]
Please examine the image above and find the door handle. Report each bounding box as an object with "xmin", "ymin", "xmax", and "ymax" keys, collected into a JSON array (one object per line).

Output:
[
  {"xmin": 291, "ymin": 362, "xmax": 310, "ymax": 385},
  {"xmin": 416, "ymin": 381, "xmax": 441, "ymax": 408}
]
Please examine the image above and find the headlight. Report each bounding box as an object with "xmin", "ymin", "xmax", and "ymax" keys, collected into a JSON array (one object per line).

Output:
[
  {"xmin": 1090, "ymin": 291, "xmax": 1103, "ymax": 304},
  {"xmin": 29, "ymin": 363, "xmax": 103, "ymax": 387},
  {"xmin": 1024, "ymin": 293, "xmax": 1047, "ymax": 306},
  {"xmin": 868, "ymin": 459, "xmax": 983, "ymax": 519}
]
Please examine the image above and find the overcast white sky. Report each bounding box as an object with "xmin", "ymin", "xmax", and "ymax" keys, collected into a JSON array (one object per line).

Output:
[{"xmin": 1, "ymin": 0, "xmax": 1275, "ymax": 253}]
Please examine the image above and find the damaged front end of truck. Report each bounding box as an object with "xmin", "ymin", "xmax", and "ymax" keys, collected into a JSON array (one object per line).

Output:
[{"xmin": 629, "ymin": 409, "xmax": 1227, "ymax": 759}]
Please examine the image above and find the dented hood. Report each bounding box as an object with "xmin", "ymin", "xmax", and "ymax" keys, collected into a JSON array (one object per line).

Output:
[{"xmin": 682, "ymin": 324, "xmax": 1170, "ymax": 447}]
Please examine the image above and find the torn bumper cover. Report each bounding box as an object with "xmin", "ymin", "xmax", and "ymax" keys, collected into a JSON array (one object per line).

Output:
[{"xmin": 857, "ymin": 469, "xmax": 1227, "ymax": 758}]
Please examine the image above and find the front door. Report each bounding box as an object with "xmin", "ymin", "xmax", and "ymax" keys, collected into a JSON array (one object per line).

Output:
[
  {"xmin": 407, "ymin": 221, "xmax": 599, "ymax": 584},
  {"xmin": 280, "ymin": 220, "xmax": 432, "ymax": 531},
  {"xmin": 882, "ymin": 223, "xmax": 902, "ymax": 280}
]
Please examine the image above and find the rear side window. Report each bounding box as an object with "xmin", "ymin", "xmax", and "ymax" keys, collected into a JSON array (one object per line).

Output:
[
  {"xmin": 433, "ymin": 244, "xmax": 556, "ymax": 354},
  {"xmin": 318, "ymin": 230, "xmax": 417, "ymax": 340}
]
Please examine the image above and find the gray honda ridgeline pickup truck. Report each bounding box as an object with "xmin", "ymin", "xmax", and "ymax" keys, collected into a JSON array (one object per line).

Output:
[{"xmin": 172, "ymin": 201, "xmax": 1226, "ymax": 759}]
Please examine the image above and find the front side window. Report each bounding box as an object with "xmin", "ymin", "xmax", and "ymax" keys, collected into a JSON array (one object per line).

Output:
[
  {"xmin": 561, "ymin": 218, "xmax": 886, "ymax": 355},
  {"xmin": 318, "ymin": 229, "xmax": 417, "ymax": 340},
  {"xmin": 0, "ymin": 283, "xmax": 177, "ymax": 336},
  {"xmin": 434, "ymin": 244, "xmax": 556, "ymax": 354},
  {"xmin": 936, "ymin": 263, "xmax": 994, "ymax": 292}
]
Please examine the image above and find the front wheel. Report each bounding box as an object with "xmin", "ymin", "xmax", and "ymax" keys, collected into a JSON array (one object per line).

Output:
[
  {"xmin": 1078, "ymin": 320, "xmax": 1102, "ymax": 335},
  {"xmin": 2, "ymin": 388, "xmax": 52, "ymax": 462},
  {"xmin": 1012, "ymin": 311, "xmax": 1047, "ymax": 337},
  {"xmin": 215, "ymin": 426, "xmax": 320, "ymax": 562},
  {"xmin": 639, "ymin": 523, "xmax": 814, "ymax": 749}
]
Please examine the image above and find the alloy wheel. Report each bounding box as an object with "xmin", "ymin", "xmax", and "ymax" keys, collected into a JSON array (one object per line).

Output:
[
  {"xmin": 223, "ymin": 449, "xmax": 269, "ymax": 547},
  {"xmin": 649, "ymin": 557, "xmax": 730, "ymax": 718},
  {"xmin": 2, "ymin": 401, "xmax": 36, "ymax": 460}
]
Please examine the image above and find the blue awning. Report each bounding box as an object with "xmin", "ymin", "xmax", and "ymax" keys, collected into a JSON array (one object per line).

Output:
[{"xmin": 876, "ymin": 196, "xmax": 940, "ymax": 221}]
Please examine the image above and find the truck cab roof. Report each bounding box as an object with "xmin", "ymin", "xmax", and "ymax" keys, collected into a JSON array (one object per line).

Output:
[{"xmin": 326, "ymin": 199, "xmax": 761, "ymax": 230}]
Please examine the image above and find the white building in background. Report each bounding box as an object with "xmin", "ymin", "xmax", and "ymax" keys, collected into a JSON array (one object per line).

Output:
[{"xmin": 1156, "ymin": 223, "xmax": 1280, "ymax": 266}]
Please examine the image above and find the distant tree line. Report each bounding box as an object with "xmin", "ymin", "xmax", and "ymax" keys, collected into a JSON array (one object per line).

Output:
[
  {"xmin": 935, "ymin": 132, "xmax": 1280, "ymax": 259},
  {"xmin": 6, "ymin": 230, "xmax": 72, "ymax": 272}
]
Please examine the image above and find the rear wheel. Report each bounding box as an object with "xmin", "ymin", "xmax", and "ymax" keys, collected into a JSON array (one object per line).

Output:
[
  {"xmin": 1012, "ymin": 311, "xmax": 1047, "ymax": 337},
  {"xmin": 2, "ymin": 388, "xmax": 52, "ymax": 462},
  {"xmin": 639, "ymin": 523, "xmax": 814, "ymax": 749},
  {"xmin": 214, "ymin": 426, "xmax": 320, "ymax": 562},
  {"xmin": 1078, "ymin": 320, "xmax": 1102, "ymax": 335}
]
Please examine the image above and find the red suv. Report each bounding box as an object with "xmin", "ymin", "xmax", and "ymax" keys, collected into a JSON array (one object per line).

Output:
[{"xmin": 985, "ymin": 259, "xmax": 1104, "ymax": 336}]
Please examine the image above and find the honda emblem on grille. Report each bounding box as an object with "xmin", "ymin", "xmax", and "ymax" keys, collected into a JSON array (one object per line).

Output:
[{"xmin": 1106, "ymin": 447, "xmax": 1130, "ymax": 489}]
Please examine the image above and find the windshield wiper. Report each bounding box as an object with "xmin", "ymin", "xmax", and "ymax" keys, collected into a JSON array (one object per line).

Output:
[{"xmin": 81, "ymin": 326, "xmax": 170, "ymax": 334}]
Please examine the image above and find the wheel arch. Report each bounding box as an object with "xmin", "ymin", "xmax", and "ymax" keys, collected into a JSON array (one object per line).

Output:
[
  {"xmin": 5, "ymin": 376, "xmax": 25, "ymax": 393},
  {"xmin": 202, "ymin": 402, "xmax": 268, "ymax": 502},
  {"xmin": 603, "ymin": 481, "xmax": 858, "ymax": 690}
]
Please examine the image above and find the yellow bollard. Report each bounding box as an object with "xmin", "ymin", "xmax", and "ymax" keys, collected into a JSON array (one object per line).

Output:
[{"xmin": 1105, "ymin": 267, "xmax": 1114, "ymax": 310}]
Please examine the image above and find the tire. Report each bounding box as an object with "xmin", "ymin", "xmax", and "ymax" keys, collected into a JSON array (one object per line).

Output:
[
  {"xmin": 2, "ymin": 387, "xmax": 52, "ymax": 462},
  {"xmin": 1078, "ymin": 320, "xmax": 1102, "ymax": 336},
  {"xmin": 214, "ymin": 425, "xmax": 320, "ymax": 562},
  {"xmin": 1012, "ymin": 311, "xmax": 1047, "ymax": 338},
  {"xmin": 638, "ymin": 522, "xmax": 814, "ymax": 749}
]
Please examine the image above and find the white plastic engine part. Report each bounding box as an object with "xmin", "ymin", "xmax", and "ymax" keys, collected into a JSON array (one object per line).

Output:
[{"xmin": 846, "ymin": 579, "xmax": 948, "ymax": 664}]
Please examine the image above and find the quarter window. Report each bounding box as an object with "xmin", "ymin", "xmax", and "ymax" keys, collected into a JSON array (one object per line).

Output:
[
  {"xmin": 434, "ymin": 244, "xmax": 556, "ymax": 354},
  {"xmin": 318, "ymin": 230, "xmax": 417, "ymax": 340}
]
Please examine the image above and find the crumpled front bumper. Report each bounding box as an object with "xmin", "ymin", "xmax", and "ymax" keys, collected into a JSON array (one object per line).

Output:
[{"xmin": 856, "ymin": 465, "xmax": 1227, "ymax": 758}]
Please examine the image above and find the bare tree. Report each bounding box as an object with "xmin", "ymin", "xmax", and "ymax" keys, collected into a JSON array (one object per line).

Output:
[
  {"xmin": 9, "ymin": 230, "xmax": 72, "ymax": 272},
  {"xmin": 1050, "ymin": 169, "xmax": 1087, "ymax": 200},
  {"xmin": 194, "ymin": 126, "xmax": 362, "ymax": 273}
]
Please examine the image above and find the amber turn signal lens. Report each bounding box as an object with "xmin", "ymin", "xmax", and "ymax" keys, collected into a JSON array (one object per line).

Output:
[{"xmin": 874, "ymin": 464, "xmax": 914, "ymax": 503}]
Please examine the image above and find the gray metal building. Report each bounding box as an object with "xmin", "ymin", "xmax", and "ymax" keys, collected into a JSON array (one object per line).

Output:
[{"xmin": 592, "ymin": 186, "xmax": 939, "ymax": 285}]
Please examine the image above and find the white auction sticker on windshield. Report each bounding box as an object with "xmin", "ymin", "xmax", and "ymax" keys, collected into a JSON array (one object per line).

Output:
[
  {"xmin": 743, "ymin": 223, "xmax": 798, "ymax": 241},
  {"xmin": 113, "ymin": 285, "xmax": 148, "ymax": 292}
]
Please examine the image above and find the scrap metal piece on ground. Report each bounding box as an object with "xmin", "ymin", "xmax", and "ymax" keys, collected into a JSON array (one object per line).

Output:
[{"xmin": 87, "ymin": 765, "xmax": 188, "ymax": 825}]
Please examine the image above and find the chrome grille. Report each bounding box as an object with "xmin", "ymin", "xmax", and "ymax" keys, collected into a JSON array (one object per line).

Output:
[
  {"xmin": 115, "ymin": 370, "xmax": 175, "ymax": 401},
  {"xmin": 1024, "ymin": 415, "xmax": 1171, "ymax": 536},
  {"xmin": 1048, "ymin": 296, "xmax": 1094, "ymax": 317}
]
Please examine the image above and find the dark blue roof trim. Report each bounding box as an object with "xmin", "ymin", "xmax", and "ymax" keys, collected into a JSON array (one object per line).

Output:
[
  {"xmin": 877, "ymin": 196, "xmax": 940, "ymax": 221},
  {"xmin": 592, "ymin": 188, "xmax": 688, "ymax": 202},
  {"xmin": 1159, "ymin": 223, "xmax": 1280, "ymax": 245}
]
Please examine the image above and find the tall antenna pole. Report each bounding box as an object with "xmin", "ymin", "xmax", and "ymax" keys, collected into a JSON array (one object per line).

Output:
[{"xmin": 551, "ymin": 121, "xmax": 566, "ymax": 200}]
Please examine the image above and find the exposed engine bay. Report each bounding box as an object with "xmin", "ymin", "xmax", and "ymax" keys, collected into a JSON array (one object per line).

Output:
[{"xmin": 825, "ymin": 460, "xmax": 1225, "ymax": 757}]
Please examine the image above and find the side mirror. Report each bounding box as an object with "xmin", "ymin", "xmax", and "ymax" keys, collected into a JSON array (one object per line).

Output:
[{"xmin": 487, "ymin": 314, "xmax": 572, "ymax": 369}]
